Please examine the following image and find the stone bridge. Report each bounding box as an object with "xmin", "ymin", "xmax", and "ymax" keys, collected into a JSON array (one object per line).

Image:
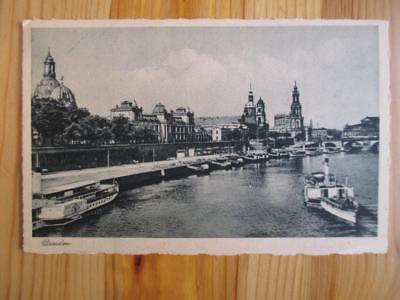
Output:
[{"xmin": 322, "ymin": 139, "xmax": 379, "ymax": 151}]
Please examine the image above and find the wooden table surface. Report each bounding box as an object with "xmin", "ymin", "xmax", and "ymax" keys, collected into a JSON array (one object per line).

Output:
[{"xmin": 0, "ymin": 0, "xmax": 399, "ymax": 299}]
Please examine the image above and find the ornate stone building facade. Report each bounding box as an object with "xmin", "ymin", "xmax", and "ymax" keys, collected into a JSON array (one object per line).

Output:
[
  {"xmin": 110, "ymin": 100, "xmax": 143, "ymax": 121},
  {"xmin": 110, "ymin": 101, "xmax": 199, "ymax": 143},
  {"xmin": 342, "ymin": 116, "xmax": 379, "ymax": 139}
]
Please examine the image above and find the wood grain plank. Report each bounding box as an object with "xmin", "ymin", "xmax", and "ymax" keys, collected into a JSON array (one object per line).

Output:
[
  {"xmin": 277, "ymin": 0, "xmax": 287, "ymax": 18},
  {"xmin": 254, "ymin": 0, "xmax": 267, "ymax": 18},
  {"xmin": 0, "ymin": 0, "xmax": 399, "ymax": 299},
  {"xmin": 244, "ymin": 0, "xmax": 255, "ymax": 18},
  {"xmin": 286, "ymin": 0, "xmax": 297, "ymax": 18},
  {"xmin": 231, "ymin": 0, "xmax": 245, "ymax": 18},
  {"xmin": 216, "ymin": 0, "xmax": 231, "ymax": 18},
  {"xmin": 181, "ymin": 0, "xmax": 216, "ymax": 19},
  {"xmin": 322, "ymin": 0, "xmax": 390, "ymax": 19},
  {"xmin": 308, "ymin": 0, "xmax": 322, "ymax": 18}
]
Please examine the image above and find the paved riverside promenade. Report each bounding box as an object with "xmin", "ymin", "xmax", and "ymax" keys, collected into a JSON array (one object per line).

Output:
[{"xmin": 41, "ymin": 154, "xmax": 222, "ymax": 190}]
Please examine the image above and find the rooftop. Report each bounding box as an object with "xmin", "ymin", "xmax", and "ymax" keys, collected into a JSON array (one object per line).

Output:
[{"xmin": 195, "ymin": 116, "xmax": 241, "ymax": 126}]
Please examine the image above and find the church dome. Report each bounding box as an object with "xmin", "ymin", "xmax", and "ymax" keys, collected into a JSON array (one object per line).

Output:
[
  {"xmin": 50, "ymin": 81, "xmax": 76, "ymax": 107},
  {"xmin": 33, "ymin": 78, "xmax": 59, "ymax": 99},
  {"xmin": 257, "ymin": 97, "xmax": 265, "ymax": 106},
  {"xmin": 152, "ymin": 103, "xmax": 167, "ymax": 114}
]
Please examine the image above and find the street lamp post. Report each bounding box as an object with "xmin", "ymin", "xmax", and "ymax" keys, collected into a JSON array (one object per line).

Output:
[{"xmin": 107, "ymin": 148, "xmax": 110, "ymax": 168}]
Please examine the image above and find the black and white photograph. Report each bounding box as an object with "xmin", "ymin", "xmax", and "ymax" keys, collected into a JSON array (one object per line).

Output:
[{"xmin": 23, "ymin": 20, "xmax": 389, "ymax": 254}]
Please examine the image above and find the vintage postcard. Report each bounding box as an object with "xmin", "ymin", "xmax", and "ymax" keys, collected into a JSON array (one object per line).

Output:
[{"xmin": 23, "ymin": 19, "xmax": 390, "ymax": 254}]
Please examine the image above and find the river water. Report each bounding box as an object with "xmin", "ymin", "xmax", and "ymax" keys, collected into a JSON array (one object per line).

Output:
[{"xmin": 37, "ymin": 152, "xmax": 378, "ymax": 238}]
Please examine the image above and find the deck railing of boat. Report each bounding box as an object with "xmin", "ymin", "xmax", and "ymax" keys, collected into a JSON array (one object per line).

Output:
[
  {"xmin": 86, "ymin": 191, "xmax": 118, "ymax": 204},
  {"xmin": 47, "ymin": 184, "xmax": 117, "ymax": 203},
  {"xmin": 322, "ymin": 197, "xmax": 357, "ymax": 210}
]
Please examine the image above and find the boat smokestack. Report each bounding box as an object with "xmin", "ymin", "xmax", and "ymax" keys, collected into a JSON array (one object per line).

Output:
[{"xmin": 324, "ymin": 158, "xmax": 329, "ymax": 184}]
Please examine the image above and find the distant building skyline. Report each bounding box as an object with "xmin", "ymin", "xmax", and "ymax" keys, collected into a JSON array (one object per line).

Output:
[{"xmin": 31, "ymin": 25, "xmax": 380, "ymax": 129}]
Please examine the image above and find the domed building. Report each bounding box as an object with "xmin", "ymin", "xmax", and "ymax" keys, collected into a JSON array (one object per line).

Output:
[
  {"xmin": 152, "ymin": 102, "xmax": 168, "ymax": 115},
  {"xmin": 33, "ymin": 49, "xmax": 77, "ymax": 108},
  {"xmin": 110, "ymin": 100, "xmax": 143, "ymax": 121},
  {"xmin": 49, "ymin": 77, "xmax": 76, "ymax": 108}
]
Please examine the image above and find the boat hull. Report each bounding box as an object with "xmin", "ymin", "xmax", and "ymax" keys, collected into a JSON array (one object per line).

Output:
[
  {"xmin": 321, "ymin": 199, "xmax": 357, "ymax": 224},
  {"xmin": 242, "ymin": 155, "xmax": 268, "ymax": 163},
  {"xmin": 323, "ymin": 148, "xmax": 340, "ymax": 154},
  {"xmin": 289, "ymin": 152, "xmax": 306, "ymax": 158},
  {"xmin": 36, "ymin": 192, "xmax": 118, "ymax": 229},
  {"xmin": 306, "ymin": 150, "xmax": 322, "ymax": 156},
  {"xmin": 186, "ymin": 163, "xmax": 210, "ymax": 175},
  {"xmin": 268, "ymin": 153, "xmax": 280, "ymax": 160},
  {"xmin": 230, "ymin": 160, "xmax": 243, "ymax": 168},
  {"xmin": 209, "ymin": 161, "xmax": 232, "ymax": 170}
]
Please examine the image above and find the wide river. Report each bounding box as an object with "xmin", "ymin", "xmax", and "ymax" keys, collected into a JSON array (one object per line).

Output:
[{"xmin": 38, "ymin": 152, "xmax": 379, "ymax": 238}]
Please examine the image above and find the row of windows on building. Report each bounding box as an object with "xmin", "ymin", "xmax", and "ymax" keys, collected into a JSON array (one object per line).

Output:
[
  {"xmin": 110, "ymin": 100, "xmax": 211, "ymax": 143},
  {"xmin": 342, "ymin": 117, "xmax": 379, "ymax": 139}
]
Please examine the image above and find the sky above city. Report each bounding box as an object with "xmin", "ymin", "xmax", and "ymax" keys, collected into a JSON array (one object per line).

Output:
[{"xmin": 31, "ymin": 24, "xmax": 380, "ymax": 129}]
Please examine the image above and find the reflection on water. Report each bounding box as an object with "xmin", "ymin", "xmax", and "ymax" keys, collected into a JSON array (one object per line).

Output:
[{"xmin": 37, "ymin": 152, "xmax": 378, "ymax": 238}]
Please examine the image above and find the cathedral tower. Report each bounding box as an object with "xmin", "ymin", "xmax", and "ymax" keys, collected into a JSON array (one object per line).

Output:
[
  {"xmin": 243, "ymin": 83, "xmax": 256, "ymax": 125},
  {"xmin": 256, "ymin": 97, "xmax": 266, "ymax": 125},
  {"xmin": 288, "ymin": 81, "xmax": 304, "ymax": 140},
  {"xmin": 290, "ymin": 81, "xmax": 302, "ymax": 117}
]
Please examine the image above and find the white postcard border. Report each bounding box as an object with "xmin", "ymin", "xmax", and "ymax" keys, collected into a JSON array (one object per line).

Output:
[{"xmin": 22, "ymin": 19, "xmax": 390, "ymax": 255}]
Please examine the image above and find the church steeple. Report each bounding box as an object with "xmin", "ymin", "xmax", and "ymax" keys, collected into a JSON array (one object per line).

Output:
[
  {"xmin": 292, "ymin": 81, "xmax": 300, "ymax": 102},
  {"xmin": 43, "ymin": 48, "xmax": 56, "ymax": 79},
  {"xmin": 290, "ymin": 81, "xmax": 302, "ymax": 117},
  {"xmin": 248, "ymin": 82, "xmax": 254, "ymax": 104}
]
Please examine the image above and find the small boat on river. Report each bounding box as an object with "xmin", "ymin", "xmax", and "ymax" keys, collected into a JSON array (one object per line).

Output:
[
  {"xmin": 242, "ymin": 154, "xmax": 259, "ymax": 163},
  {"xmin": 187, "ymin": 163, "xmax": 210, "ymax": 175},
  {"xmin": 278, "ymin": 150, "xmax": 290, "ymax": 159},
  {"xmin": 230, "ymin": 157, "xmax": 244, "ymax": 168},
  {"xmin": 322, "ymin": 142, "xmax": 341, "ymax": 154},
  {"xmin": 209, "ymin": 159, "xmax": 232, "ymax": 170},
  {"xmin": 268, "ymin": 149, "xmax": 280, "ymax": 160},
  {"xmin": 343, "ymin": 141, "xmax": 364, "ymax": 153},
  {"xmin": 323, "ymin": 148, "xmax": 341, "ymax": 154},
  {"xmin": 242, "ymin": 152, "xmax": 268, "ymax": 163},
  {"xmin": 306, "ymin": 148, "xmax": 323, "ymax": 156},
  {"xmin": 289, "ymin": 150, "xmax": 307, "ymax": 158},
  {"xmin": 304, "ymin": 158, "xmax": 358, "ymax": 224}
]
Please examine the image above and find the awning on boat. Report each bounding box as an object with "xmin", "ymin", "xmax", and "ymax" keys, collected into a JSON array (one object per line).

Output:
[{"xmin": 41, "ymin": 180, "xmax": 97, "ymax": 195}]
